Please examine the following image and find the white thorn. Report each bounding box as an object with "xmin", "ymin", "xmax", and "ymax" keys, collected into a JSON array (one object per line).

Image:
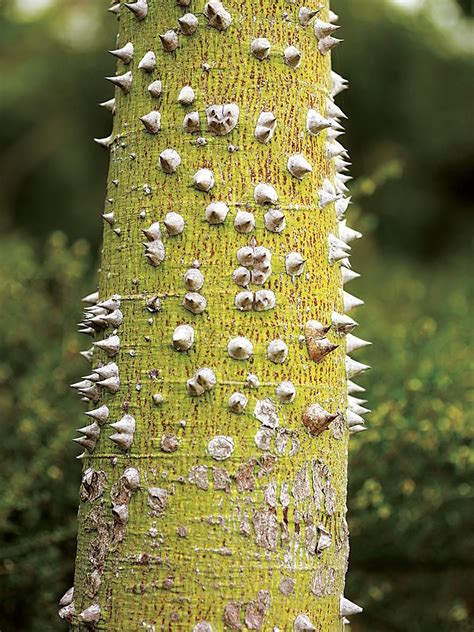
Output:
[
  {"xmin": 227, "ymin": 336, "xmax": 254, "ymax": 360},
  {"xmin": 148, "ymin": 80, "xmax": 163, "ymax": 98},
  {"xmin": 178, "ymin": 13, "xmax": 199, "ymax": 36},
  {"xmin": 346, "ymin": 333, "xmax": 371, "ymax": 354},
  {"xmin": 140, "ymin": 111, "xmax": 161, "ymax": 134},
  {"xmin": 339, "ymin": 219, "xmax": 362, "ymax": 243},
  {"xmin": 327, "ymin": 97, "xmax": 347, "ymax": 120},
  {"xmin": 346, "ymin": 410, "xmax": 365, "ymax": 428},
  {"xmin": 110, "ymin": 413, "xmax": 136, "ymax": 435},
  {"xmin": 76, "ymin": 422, "xmax": 101, "ymax": 440},
  {"xmin": 299, "ymin": 7, "xmax": 319, "ymax": 26},
  {"xmin": 254, "ymin": 182, "xmax": 278, "ymax": 205},
  {"xmin": 173, "ymin": 325, "xmax": 195, "ymax": 351},
  {"xmin": 347, "ymin": 379, "xmax": 366, "ymax": 394},
  {"xmin": 159, "ymin": 30, "xmax": 179, "ymax": 52},
  {"xmin": 177, "ymin": 85, "xmax": 195, "ymax": 105},
  {"xmin": 124, "ymin": 0, "xmax": 148, "ymax": 21},
  {"xmin": 250, "ymin": 38, "xmax": 271, "ymax": 60},
  {"xmin": 93, "ymin": 135, "xmax": 112, "ymax": 149},
  {"xmin": 336, "ymin": 196, "xmax": 352, "ymax": 220},
  {"xmin": 255, "ymin": 111, "xmax": 277, "ymax": 143},
  {"xmin": 306, "ymin": 109, "xmax": 332, "ymax": 135},
  {"xmin": 73, "ymin": 436, "xmax": 96, "ymax": 452},
  {"xmin": 234, "ymin": 210, "xmax": 255, "ymax": 234},
  {"xmin": 205, "ymin": 201, "xmax": 229, "ymax": 224},
  {"xmin": 164, "ymin": 211, "xmax": 185, "ymax": 236},
  {"xmin": 99, "ymin": 98, "xmax": 116, "ymax": 114},
  {"xmin": 97, "ymin": 376, "xmax": 120, "ymax": 393},
  {"xmin": 343, "ymin": 290, "xmax": 364, "ymax": 312},
  {"xmin": 85, "ymin": 405, "xmax": 110, "ymax": 424},
  {"xmin": 284, "ymin": 45, "xmax": 302, "ymax": 69},
  {"xmin": 340, "ymin": 597, "xmax": 363, "ymax": 617},
  {"xmin": 332, "ymin": 311, "xmax": 358, "ymax": 335},
  {"xmin": 203, "ymin": 1, "xmax": 232, "ymax": 31},
  {"xmin": 82, "ymin": 291, "xmax": 99, "ymax": 305},
  {"xmin": 80, "ymin": 348, "xmax": 94, "ymax": 363},
  {"xmin": 285, "ymin": 252, "xmax": 306, "ymax": 276},
  {"xmin": 314, "ymin": 18, "xmax": 340, "ymax": 40},
  {"xmin": 183, "ymin": 111, "xmax": 200, "ymax": 133},
  {"xmin": 193, "ymin": 168, "xmax": 215, "ymax": 192},
  {"xmin": 105, "ymin": 71, "xmax": 132, "ymax": 94},
  {"xmin": 294, "ymin": 613, "xmax": 316, "ymax": 630},
  {"xmin": 138, "ymin": 50, "xmax": 156, "ymax": 72},
  {"xmin": 264, "ymin": 208, "xmax": 286, "ymax": 233},
  {"xmin": 183, "ymin": 292, "xmax": 207, "ymax": 314},
  {"xmin": 287, "ymin": 153, "xmax": 313, "ymax": 179},
  {"xmin": 159, "ymin": 149, "xmax": 181, "ymax": 174},
  {"xmin": 349, "ymin": 424, "xmax": 367, "ymax": 435},
  {"xmin": 326, "ymin": 140, "xmax": 349, "ymax": 160},
  {"xmin": 267, "ymin": 339, "xmax": 288, "ymax": 364},
  {"xmin": 318, "ymin": 35, "xmax": 343, "ymax": 55},
  {"xmin": 108, "ymin": 42, "xmax": 134, "ymax": 64},
  {"xmin": 206, "ymin": 103, "xmax": 239, "ymax": 136},
  {"xmin": 59, "ymin": 587, "xmax": 74, "ymax": 608},
  {"xmin": 346, "ymin": 356, "xmax": 370, "ymax": 379},
  {"xmin": 107, "ymin": 4, "xmax": 121, "ymax": 16},
  {"xmin": 93, "ymin": 334, "xmax": 120, "ymax": 357}
]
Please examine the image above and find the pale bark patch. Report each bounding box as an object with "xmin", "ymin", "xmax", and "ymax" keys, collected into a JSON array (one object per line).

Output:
[
  {"xmin": 193, "ymin": 623, "xmax": 214, "ymax": 632},
  {"xmin": 235, "ymin": 458, "xmax": 258, "ymax": 492},
  {"xmin": 292, "ymin": 464, "xmax": 311, "ymax": 503},
  {"xmin": 245, "ymin": 589, "xmax": 271, "ymax": 630},
  {"xmin": 264, "ymin": 481, "xmax": 277, "ymax": 508},
  {"xmin": 80, "ymin": 468, "xmax": 107, "ymax": 503},
  {"xmin": 254, "ymin": 397, "xmax": 279, "ymax": 428},
  {"xmin": 213, "ymin": 467, "xmax": 231, "ymax": 493},
  {"xmin": 279, "ymin": 577, "xmax": 296, "ymax": 596},
  {"xmin": 208, "ymin": 435, "xmax": 234, "ymax": 460},
  {"xmin": 160, "ymin": 434, "xmax": 179, "ymax": 452},
  {"xmin": 280, "ymin": 481, "xmax": 291, "ymax": 509},
  {"xmin": 84, "ymin": 568, "xmax": 101, "ymax": 599},
  {"xmin": 253, "ymin": 509, "xmax": 279, "ymax": 551},
  {"xmin": 223, "ymin": 601, "xmax": 242, "ymax": 629},
  {"xmin": 254, "ymin": 427, "xmax": 274, "ymax": 451},
  {"xmin": 147, "ymin": 487, "xmax": 168, "ymax": 514},
  {"xmin": 258, "ymin": 455, "xmax": 277, "ymax": 478},
  {"xmin": 310, "ymin": 565, "xmax": 336, "ymax": 597},
  {"xmin": 311, "ymin": 459, "xmax": 337, "ymax": 515},
  {"xmin": 188, "ymin": 465, "xmax": 209, "ymax": 490}
]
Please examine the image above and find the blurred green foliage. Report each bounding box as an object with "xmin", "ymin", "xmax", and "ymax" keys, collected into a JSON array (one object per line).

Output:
[
  {"xmin": 332, "ymin": 0, "xmax": 474, "ymax": 257},
  {"xmin": 0, "ymin": 234, "xmax": 93, "ymax": 631},
  {"xmin": 346, "ymin": 240, "xmax": 474, "ymax": 631},
  {"xmin": 0, "ymin": 0, "xmax": 472, "ymax": 630}
]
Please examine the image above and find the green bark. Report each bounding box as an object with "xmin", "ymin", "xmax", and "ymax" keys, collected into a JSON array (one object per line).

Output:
[{"xmin": 66, "ymin": 1, "xmax": 364, "ymax": 629}]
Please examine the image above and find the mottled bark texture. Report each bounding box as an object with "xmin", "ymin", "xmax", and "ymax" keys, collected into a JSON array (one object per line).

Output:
[{"xmin": 67, "ymin": 1, "xmax": 366, "ymax": 630}]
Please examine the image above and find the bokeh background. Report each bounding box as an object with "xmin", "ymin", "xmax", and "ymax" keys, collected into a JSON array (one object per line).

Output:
[{"xmin": 0, "ymin": 0, "xmax": 473, "ymax": 630}]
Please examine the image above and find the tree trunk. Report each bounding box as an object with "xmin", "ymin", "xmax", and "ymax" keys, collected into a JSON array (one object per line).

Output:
[{"xmin": 63, "ymin": 1, "xmax": 367, "ymax": 629}]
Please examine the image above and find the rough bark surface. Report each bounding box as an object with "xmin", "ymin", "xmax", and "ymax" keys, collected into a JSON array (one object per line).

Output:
[{"xmin": 69, "ymin": 1, "xmax": 360, "ymax": 630}]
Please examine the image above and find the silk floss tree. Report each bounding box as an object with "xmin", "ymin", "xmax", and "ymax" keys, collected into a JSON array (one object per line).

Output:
[{"xmin": 61, "ymin": 1, "xmax": 370, "ymax": 629}]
